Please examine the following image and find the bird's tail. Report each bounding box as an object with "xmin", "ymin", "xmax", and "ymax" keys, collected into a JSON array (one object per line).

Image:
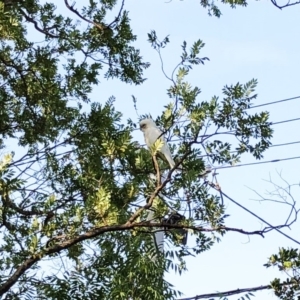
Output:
[{"xmin": 146, "ymin": 209, "xmax": 164, "ymax": 255}]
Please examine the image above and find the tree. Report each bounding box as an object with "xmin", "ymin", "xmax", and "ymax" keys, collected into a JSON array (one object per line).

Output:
[
  {"xmin": 0, "ymin": 0, "xmax": 294, "ymax": 299},
  {"xmin": 183, "ymin": 0, "xmax": 300, "ymax": 17}
]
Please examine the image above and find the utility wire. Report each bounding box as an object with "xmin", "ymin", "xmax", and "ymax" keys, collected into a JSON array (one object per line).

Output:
[
  {"xmin": 219, "ymin": 190, "xmax": 300, "ymax": 245},
  {"xmin": 161, "ymin": 117, "xmax": 300, "ymax": 143},
  {"xmin": 204, "ymin": 140, "xmax": 300, "ymax": 155},
  {"xmin": 209, "ymin": 139, "xmax": 300, "ymax": 159},
  {"xmin": 201, "ymin": 117, "xmax": 300, "ymax": 137},
  {"xmin": 248, "ymin": 95, "xmax": 300, "ymax": 109},
  {"xmin": 134, "ymin": 95, "xmax": 300, "ymax": 132},
  {"xmin": 215, "ymin": 156, "xmax": 300, "ymax": 170},
  {"xmin": 193, "ymin": 140, "xmax": 300, "ymax": 160},
  {"xmin": 272, "ymin": 117, "xmax": 300, "ymax": 126},
  {"xmin": 269, "ymin": 140, "xmax": 300, "ymax": 148},
  {"xmin": 217, "ymin": 140, "xmax": 300, "ymax": 152}
]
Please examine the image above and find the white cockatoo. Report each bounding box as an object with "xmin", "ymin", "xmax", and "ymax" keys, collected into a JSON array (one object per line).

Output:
[
  {"xmin": 139, "ymin": 118, "xmax": 176, "ymax": 169},
  {"xmin": 146, "ymin": 209, "xmax": 164, "ymax": 254}
]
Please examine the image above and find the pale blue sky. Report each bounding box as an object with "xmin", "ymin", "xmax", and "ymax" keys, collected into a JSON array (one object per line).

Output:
[{"xmin": 94, "ymin": 1, "xmax": 300, "ymax": 299}]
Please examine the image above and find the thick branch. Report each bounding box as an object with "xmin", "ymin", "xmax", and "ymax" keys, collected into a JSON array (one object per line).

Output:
[
  {"xmin": 0, "ymin": 218, "xmax": 266, "ymax": 296},
  {"xmin": 139, "ymin": 222, "xmax": 265, "ymax": 237},
  {"xmin": 177, "ymin": 277, "xmax": 299, "ymax": 300},
  {"xmin": 177, "ymin": 284, "xmax": 271, "ymax": 300}
]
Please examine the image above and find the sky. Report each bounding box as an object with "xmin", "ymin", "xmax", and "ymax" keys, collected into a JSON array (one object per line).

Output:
[
  {"xmin": 11, "ymin": 0, "xmax": 300, "ymax": 299},
  {"xmin": 92, "ymin": 1, "xmax": 300, "ymax": 299}
]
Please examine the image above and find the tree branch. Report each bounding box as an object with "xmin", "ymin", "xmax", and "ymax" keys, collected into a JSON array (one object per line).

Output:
[
  {"xmin": 177, "ymin": 277, "xmax": 299, "ymax": 300},
  {"xmin": 177, "ymin": 284, "xmax": 271, "ymax": 299},
  {"xmin": 18, "ymin": 8, "xmax": 59, "ymax": 38},
  {"xmin": 64, "ymin": 0, "xmax": 107, "ymax": 31},
  {"xmin": 271, "ymin": 0, "xmax": 300, "ymax": 9},
  {"xmin": 0, "ymin": 217, "xmax": 268, "ymax": 296},
  {"xmin": 209, "ymin": 182, "xmax": 300, "ymax": 246}
]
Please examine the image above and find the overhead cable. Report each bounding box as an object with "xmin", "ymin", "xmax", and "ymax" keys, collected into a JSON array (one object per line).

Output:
[
  {"xmin": 215, "ymin": 156, "xmax": 300, "ymax": 170},
  {"xmin": 219, "ymin": 190, "xmax": 300, "ymax": 246},
  {"xmin": 269, "ymin": 140, "xmax": 300, "ymax": 148},
  {"xmin": 249, "ymin": 95, "xmax": 300, "ymax": 109}
]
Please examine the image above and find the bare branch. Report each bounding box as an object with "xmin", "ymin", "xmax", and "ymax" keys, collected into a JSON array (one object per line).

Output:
[
  {"xmin": 107, "ymin": 0, "xmax": 125, "ymax": 28},
  {"xmin": 271, "ymin": 0, "xmax": 300, "ymax": 9},
  {"xmin": 247, "ymin": 171, "xmax": 300, "ymax": 234},
  {"xmin": 211, "ymin": 184, "xmax": 300, "ymax": 245},
  {"xmin": 177, "ymin": 284, "xmax": 271, "ymax": 299}
]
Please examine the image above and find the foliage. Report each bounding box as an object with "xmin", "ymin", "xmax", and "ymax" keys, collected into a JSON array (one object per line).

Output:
[
  {"xmin": 182, "ymin": 0, "xmax": 300, "ymax": 17},
  {"xmin": 266, "ymin": 248, "xmax": 300, "ymax": 300},
  {"xmin": 198, "ymin": 0, "xmax": 248, "ymax": 17}
]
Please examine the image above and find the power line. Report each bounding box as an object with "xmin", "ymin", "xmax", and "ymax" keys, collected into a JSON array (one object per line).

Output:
[
  {"xmin": 193, "ymin": 140, "xmax": 300, "ymax": 159},
  {"xmin": 170, "ymin": 117, "xmax": 300, "ymax": 142},
  {"xmin": 271, "ymin": 117, "xmax": 300, "ymax": 126},
  {"xmin": 221, "ymin": 140, "xmax": 300, "ymax": 152},
  {"xmin": 134, "ymin": 96, "xmax": 300, "ymax": 132},
  {"xmin": 139, "ymin": 117, "xmax": 300, "ymax": 147},
  {"xmin": 137, "ymin": 95, "xmax": 300, "ymax": 126},
  {"xmin": 249, "ymin": 96, "xmax": 300, "ymax": 109},
  {"xmin": 215, "ymin": 156, "xmax": 300, "ymax": 170},
  {"xmin": 269, "ymin": 140, "xmax": 300, "ymax": 148},
  {"xmin": 219, "ymin": 190, "xmax": 300, "ymax": 246},
  {"xmin": 201, "ymin": 117, "xmax": 300, "ymax": 137},
  {"xmin": 137, "ymin": 112, "xmax": 300, "ymax": 149}
]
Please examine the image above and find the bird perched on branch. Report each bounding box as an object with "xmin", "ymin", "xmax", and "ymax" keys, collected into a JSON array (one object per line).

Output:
[
  {"xmin": 146, "ymin": 209, "xmax": 188, "ymax": 256},
  {"xmin": 139, "ymin": 118, "xmax": 176, "ymax": 169},
  {"xmin": 164, "ymin": 212, "xmax": 188, "ymax": 245}
]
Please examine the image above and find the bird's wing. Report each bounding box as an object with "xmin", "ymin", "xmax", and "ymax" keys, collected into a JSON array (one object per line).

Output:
[
  {"xmin": 160, "ymin": 143, "xmax": 176, "ymax": 169},
  {"xmin": 145, "ymin": 125, "xmax": 176, "ymax": 169},
  {"xmin": 145, "ymin": 126, "xmax": 164, "ymax": 146}
]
